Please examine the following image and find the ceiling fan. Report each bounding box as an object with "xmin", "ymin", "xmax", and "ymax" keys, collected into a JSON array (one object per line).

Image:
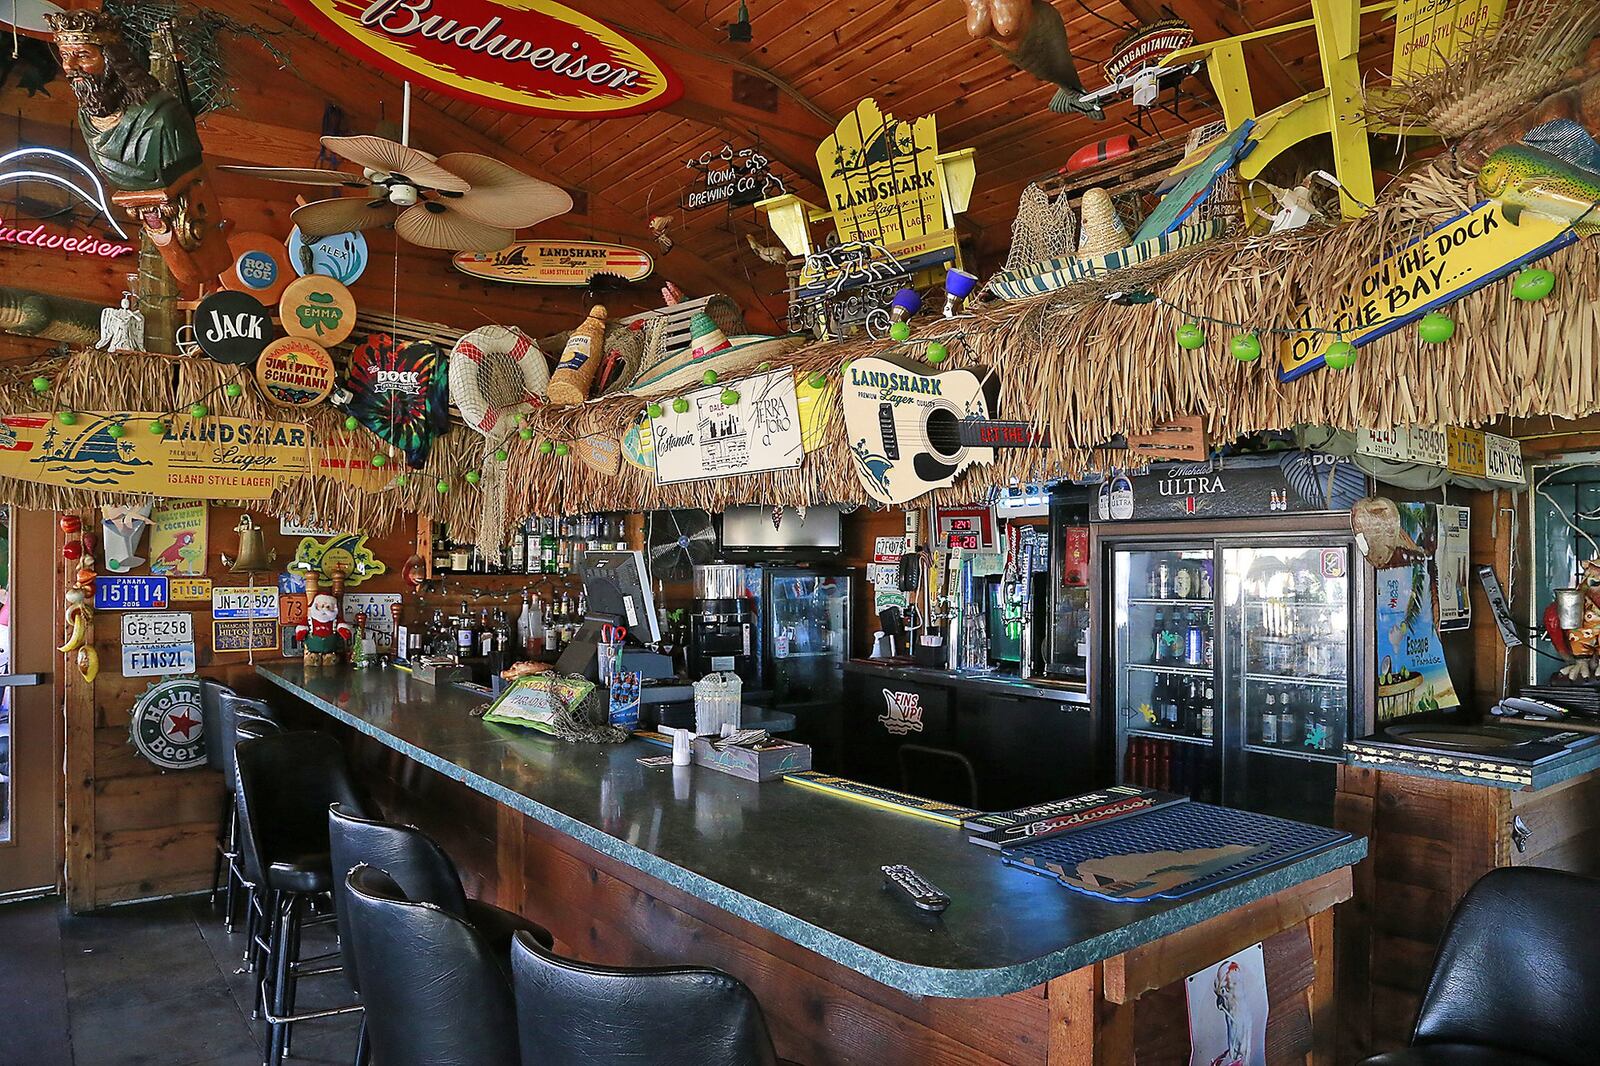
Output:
[{"xmin": 220, "ymin": 134, "xmax": 573, "ymax": 252}]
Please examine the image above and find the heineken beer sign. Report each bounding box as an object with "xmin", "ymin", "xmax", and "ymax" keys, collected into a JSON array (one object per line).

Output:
[{"xmin": 284, "ymin": 0, "xmax": 682, "ymax": 118}]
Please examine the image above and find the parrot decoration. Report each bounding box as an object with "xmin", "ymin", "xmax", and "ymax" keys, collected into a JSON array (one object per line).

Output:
[{"xmin": 150, "ymin": 531, "xmax": 197, "ymax": 574}]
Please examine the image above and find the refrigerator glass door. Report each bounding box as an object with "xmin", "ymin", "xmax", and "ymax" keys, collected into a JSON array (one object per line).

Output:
[
  {"xmin": 1220, "ymin": 543, "xmax": 1351, "ymax": 823},
  {"xmin": 766, "ymin": 570, "xmax": 849, "ymax": 707},
  {"xmin": 1110, "ymin": 545, "xmax": 1219, "ymax": 801}
]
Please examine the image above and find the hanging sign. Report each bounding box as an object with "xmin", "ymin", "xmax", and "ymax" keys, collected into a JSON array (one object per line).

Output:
[
  {"xmin": 287, "ymin": 226, "xmax": 368, "ymax": 284},
  {"xmin": 213, "ymin": 617, "xmax": 281, "ymax": 652},
  {"xmin": 213, "ymin": 586, "xmax": 279, "ymax": 620},
  {"xmin": 149, "ymin": 499, "xmax": 208, "ymax": 575},
  {"xmin": 283, "ymin": 0, "xmax": 682, "ymax": 118},
  {"xmin": 94, "ymin": 575, "xmax": 169, "ymax": 611},
  {"xmin": 818, "ymin": 98, "xmax": 946, "ymax": 250},
  {"xmin": 0, "ymin": 413, "xmax": 310, "ymax": 499},
  {"xmin": 128, "ymin": 678, "xmax": 207, "ymax": 770},
  {"xmin": 1090, "ymin": 453, "xmax": 1368, "ymax": 522},
  {"xmin": 120, "ymin": 613, "xmax": 197, "ymax": 678},
  {"xmin": 453, "ymin": 240, "xmax": 653, "ymax": 286},
  {"xmin": 280, "ymin": 274, "xmax": 356, "ymax": 345},
  {"xmin": 346, "ymin": 334, "xmax": 451, "ymax": 467},
  {"xmin": 1436, "ymin": 504, "xmax": 1472, "ymax": 632},
  {"xmin": 193, "ymin": 290, "xmax": 273, "ymax": 365},
  {"xmin": 648, "ymin": 369, "xmax": 804, "ymax": 484},
  {"xmin": 293, "ymin": 533, "xmax": 387, "ymax": 587},
  {"xmin": 1279, "ymin": 200, "xmax": 1576, "ymax": 379},
  {"xmin": 682, "ymin": 144, "xmax": 784, "ymax": 211},
  {"xmin": 221, "ymin": 231, "xmax": 294, "ymax": 302},
  {"xmin": 256, "ymin": 336, "xmax": 337, "ymax": 407}
]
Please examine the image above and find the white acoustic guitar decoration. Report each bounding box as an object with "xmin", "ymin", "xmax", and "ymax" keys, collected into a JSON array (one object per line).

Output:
[{"xmin": 841, "ymin": 356, "xmax": 1046, "ymax": 505}]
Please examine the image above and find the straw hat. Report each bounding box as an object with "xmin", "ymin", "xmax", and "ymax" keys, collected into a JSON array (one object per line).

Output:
[
  {"xmin": 625, "ymin": 333, "xmax": 809, "ymax": 397},
  {"xmin": 1076, "ymin": 188, "xmax": 1131, "ymax": 257}
]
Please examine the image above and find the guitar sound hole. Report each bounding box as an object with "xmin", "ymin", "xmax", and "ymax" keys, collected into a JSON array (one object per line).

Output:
[{"xmin": 925, "ymin": 408, "xmax": 962, "ymax": 457}]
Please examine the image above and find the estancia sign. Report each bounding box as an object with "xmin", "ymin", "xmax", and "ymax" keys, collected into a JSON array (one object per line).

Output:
[{"xmin": 284, "ymin": 0, "xmax": 682, "ymax": 118}]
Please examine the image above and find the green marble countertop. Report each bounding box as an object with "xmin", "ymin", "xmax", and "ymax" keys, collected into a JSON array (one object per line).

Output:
[{"xmin": 259, "ymin": 663, "xmax": 1366, "ymax": 999}]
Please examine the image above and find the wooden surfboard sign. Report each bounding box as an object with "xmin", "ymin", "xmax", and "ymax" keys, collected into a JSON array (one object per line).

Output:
[{"xmin": 453, "ymin": 241, "xmax": 654, "ymax": 286}]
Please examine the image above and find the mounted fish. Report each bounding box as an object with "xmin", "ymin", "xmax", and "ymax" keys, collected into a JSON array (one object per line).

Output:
[
  {"xmin": 962, "ymin": 0, "xmax": 1103, "ymax": 119},
  {"xmin": 1477, "ymin": 119, "xmax": 1600, "ymax": 233}
]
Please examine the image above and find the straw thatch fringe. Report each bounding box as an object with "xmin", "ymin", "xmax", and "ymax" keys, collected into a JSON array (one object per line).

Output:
[{"xmin": 55, "ymin": 350, "xmax": 177, "ymax": 412}]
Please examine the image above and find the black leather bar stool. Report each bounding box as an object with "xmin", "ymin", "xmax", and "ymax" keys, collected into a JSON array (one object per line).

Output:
[
  {"xmin": 510, "ymin": 929, "xmax": 783, "ymax": 1066},
  {"xmin": 328, "ymin": 804, "xmax": 553, "ymax": 1065},
  {"xmin": 234, "ymin": 731, "xmax": 367, "ymax": 1066},
  {"xmin": 342, "ymin": 865, "xmax": 522, "ymax": 1066},
  {"xmin": 1358, "ymin": 867, "xmax": 1600, "ymax": 1066},
  {"xmin": 202, "ymin": 681, "xmax": 281, "ymax": 934}
]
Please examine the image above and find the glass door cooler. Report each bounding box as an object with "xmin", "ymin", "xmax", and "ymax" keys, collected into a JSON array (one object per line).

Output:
[{"xmin": 1105, "ymin": 533, "xmax": 1367, "ymax": 825}]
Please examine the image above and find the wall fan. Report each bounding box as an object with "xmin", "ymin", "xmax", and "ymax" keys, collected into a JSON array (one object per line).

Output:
[
  {"xmin": 220, "ymin": 135, "xmax": 572, "ymax": 252},
  {"xmin": 646, "ymin": 509, "xmax": 717, "ymax": 582}
]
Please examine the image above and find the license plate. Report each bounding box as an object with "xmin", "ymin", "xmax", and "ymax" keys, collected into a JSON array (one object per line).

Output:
[{"xmin": 94, "ymin": 576, "xmax": 169, "ymax": 611}]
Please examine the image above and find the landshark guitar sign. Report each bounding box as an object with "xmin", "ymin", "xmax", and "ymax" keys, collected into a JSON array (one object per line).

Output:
[{"xmin": 284, "ymin": 0, "xmax": 682, "ymax": 118}]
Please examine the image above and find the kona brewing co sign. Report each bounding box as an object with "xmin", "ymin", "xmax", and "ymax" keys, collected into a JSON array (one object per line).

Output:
[{"xmin": 284, "ymin": 0, "xmax": 682, "ymax": 118}]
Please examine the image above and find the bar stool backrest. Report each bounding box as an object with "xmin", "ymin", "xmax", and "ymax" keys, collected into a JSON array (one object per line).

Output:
[
  {"xmin": 328, "ymin": 804, "xmax": 471, "ymax": 995},
  {"xmin": 1412, "ymin": 866, "xmax": 1600, "ymax": 1066},
  {"xmin": 510, "ymin": 930, "xmax": 779, "ymax": 1066},
  {"xmin": 344, "ymin": 865, "xmax": 520, "ymax": 1066},
  {"xmin": 200, "ymin": 679, "xmax": 238, "ymax": 774},
  {"xmin": 233, "ymin": 731, "xmax": 363, "ymax": 887}
]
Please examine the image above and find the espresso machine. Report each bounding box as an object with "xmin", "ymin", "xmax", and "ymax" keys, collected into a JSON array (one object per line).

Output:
[{"xmin": 689, "ymin": 564, "xmax": 759, "ymax": 682}]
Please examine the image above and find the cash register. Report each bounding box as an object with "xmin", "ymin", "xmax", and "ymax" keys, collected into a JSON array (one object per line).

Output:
[{"xmin": 560, "ymin": 550, "xmax": 694, "ymax": 725}]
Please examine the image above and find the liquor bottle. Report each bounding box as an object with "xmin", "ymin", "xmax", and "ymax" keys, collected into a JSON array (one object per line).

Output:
[
  {"xmin": 1201, "ymin": 614, "xmax": 1215, "ymax": 669},
  {"xmin": 1198, "ymin": 683, "xmax": 1215, "ymax": 738},
  {"xmin": 477, "ymin": 608, "xmax": 496, "ymax": 657},
  {"xmin": 1184, "ymin": 612, "xmax": 1205, "ymax": 666},
  {"xmin": 351, "ymin": 612, "xmax": 369, "ymax": 668},
  {"xmin": 1149, "ymin": 608, "xmax": 1166, "ymax": 663},
  {"xmin": 1146, "ymin": 566, "xmax": 1159, "ymax": 599},
  {"xmin": 1155, "ymin": 559, "xmax": 1172, "ymax": 599},
  {"xmin": 540, "ymin": 518, "xmax": 557, "ymax": 574},
  {"xmin": 1161, "ymin": 677, "xmax": 1181, "ymax": 729},
  {"xmin": 1261, "ymin": 684, "xmax": 1279, "ymax": 744},
  {"xmin": 523, "ymin": 518, "xmax": 540, "ymax": 573},
  {"xmin": 542, "ymin": 598, "xmax": 557, "ymax": 653},
  {"xmin": 455, "ymin": 601, "xmax": 475, "ymax": 659}
]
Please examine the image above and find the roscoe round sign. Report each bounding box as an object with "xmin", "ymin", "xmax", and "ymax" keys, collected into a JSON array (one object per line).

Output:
[
  {"xmin": 284, "ymin": 0, "xmax": 682, "ymax": 118},
  {"xmin": 128, "ymin": 677, "xmax": 207, "ymax": 770}
]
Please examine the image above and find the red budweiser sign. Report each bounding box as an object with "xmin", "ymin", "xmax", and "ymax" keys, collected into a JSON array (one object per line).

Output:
[{"xmin": 285, "ymin": 0, "xmax": 683, "ymax": 118}]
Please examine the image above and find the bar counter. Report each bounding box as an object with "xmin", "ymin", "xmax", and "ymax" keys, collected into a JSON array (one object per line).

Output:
[{"xmin": 261, "ymin": 663, "xmax": 1366, "ymax": 1064}]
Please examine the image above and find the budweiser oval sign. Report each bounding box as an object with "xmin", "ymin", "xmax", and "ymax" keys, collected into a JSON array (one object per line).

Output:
[{"xmin": 284, "ymin": 0, "xmax": 683, "ymax": 118}]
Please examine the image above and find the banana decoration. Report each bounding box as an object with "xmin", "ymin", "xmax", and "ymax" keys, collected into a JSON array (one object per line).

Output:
[
  {"xmin": 60, "ymin": 604, "xmax": 91, "ymax": 654},
  {"xmin": 76, "ymin": 645, "xmax": 99, "ymax": 684}
]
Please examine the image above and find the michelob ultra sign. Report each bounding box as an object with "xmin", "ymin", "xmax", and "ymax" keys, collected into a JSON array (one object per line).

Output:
[{"xmin": 284, "ymin": 0, "xmax": 682, "ymax": 118}]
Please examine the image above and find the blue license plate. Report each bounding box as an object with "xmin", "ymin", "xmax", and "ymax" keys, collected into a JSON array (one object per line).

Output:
[{"xmin": 94, "ymin": 576, "xmax": 170, "ymax": 611}]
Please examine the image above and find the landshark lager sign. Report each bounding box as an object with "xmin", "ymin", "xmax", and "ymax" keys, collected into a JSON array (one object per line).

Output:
[
  {"xmin": 818, "ymin": 98, "xmax": 945, "ymax": 250},
  {"xmin": 284, "ymin": 0, "xmax": 682, "ymax": 118}
]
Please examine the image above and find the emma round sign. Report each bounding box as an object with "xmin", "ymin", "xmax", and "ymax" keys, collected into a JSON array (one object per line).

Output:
[
  {"xmin": 194, "ymin": 291, "xmax": 273, "ymax": 365},
  {"xmin": 129, "ymin": 677, "xmax": 206, "ymax": 770},
  {"xmin": 283, "ymin": 0, "xmax": 682, "ymax": 118}
]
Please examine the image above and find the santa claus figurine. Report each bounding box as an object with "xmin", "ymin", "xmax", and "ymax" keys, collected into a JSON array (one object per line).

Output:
[{"xmin": 295, "ymin": 571, "xmax": 350, "ymax": 666}]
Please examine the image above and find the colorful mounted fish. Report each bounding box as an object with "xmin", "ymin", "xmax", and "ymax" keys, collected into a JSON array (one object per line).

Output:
[{"xmin": 1477, "ymin": 119, "xmax": 1600, "ymax": 234}]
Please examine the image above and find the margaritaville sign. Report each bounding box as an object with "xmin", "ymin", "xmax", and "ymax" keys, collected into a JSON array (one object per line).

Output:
[{"xmin": 284, "ymin": 0, "xmax": 682, "ymax": 118}]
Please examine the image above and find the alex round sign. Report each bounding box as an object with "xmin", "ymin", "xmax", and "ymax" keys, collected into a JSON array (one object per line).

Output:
[
  {"xmin": 284, "ymin": 0, "xmax": 682, "ymax": 118},
  {"xmin": 129, "ymin": 678, "xmax": 207, "ymax": 771}
]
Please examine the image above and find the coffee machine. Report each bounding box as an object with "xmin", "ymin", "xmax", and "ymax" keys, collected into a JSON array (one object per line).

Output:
[{"xmin": 689, "ymin": 564, "xmax": 759, "ymax": 682}]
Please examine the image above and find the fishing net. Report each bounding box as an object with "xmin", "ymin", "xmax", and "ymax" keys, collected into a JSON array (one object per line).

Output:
[
  {"xmin": 105, "ymin": 0, "xmax": 294, "ymax": 116},
  {"xmin": 479, "ymin": 672, "xmax": 630, "ymax": 744},
  {"xmin": 1002, "ymin": 182, "xmax": 1078, "ymax": 272}
]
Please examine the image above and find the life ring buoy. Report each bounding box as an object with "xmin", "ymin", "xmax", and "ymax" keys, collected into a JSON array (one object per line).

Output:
[{"xmin": 449, "ymin": 325, "xmax": 550, "ymax": 439}]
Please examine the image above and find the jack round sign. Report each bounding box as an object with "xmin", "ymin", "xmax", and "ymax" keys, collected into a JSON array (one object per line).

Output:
[{"xmin": 284, "ymin": 0, "xmax": 682, "ymax": 118}]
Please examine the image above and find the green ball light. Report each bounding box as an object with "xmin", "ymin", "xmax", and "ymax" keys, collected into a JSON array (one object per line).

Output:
[
  {"xmin": 224, "ymin": 383, "xmax": 243, "ymax": 398},
  {"xmin": 30, "ymin": 376, "xmax": 50, "ymax": 393},
  {"xmin": 1230, "ymin": 333, "xmax": 1262, "ymax": 362},
  {"xmin": 925, "ymin": 341, "xmax": 949, "ymax": 364},
  {"xmin": 494, "ymin": 448, "xmax": 508, "ymax": 462},
  {"xmin": 107, "ymin": 423, "xmax": 125, "ymax": 439},
  {"xmin": 537, "ymin": 440, "xmax": 554, "ymax": 455},
  {"xmin": 148, "ymin": 419, "xmax": 166, "ymax": 435},
  {"xmin": 889, "ymin": 321, "xmax": 912, "ymax": 342},
  {"xmin": 807, "ymin": 372, "xmax": 827, "ymax": 389},
  {"xmin": 720, "ymin": 388, "xmax": 740, "ymax": 405},
  {"xmin": 1418, "ymin": 312, "xmax": 1456, "ymax": 344},
  {"xmin": 757, "ymin": 361, "xmax": 772, "ymax": 371},
  {"xmin": 344, "ymin": 415, "xmax": 359, "ymax": 431},
  {"xmin": 58, "ymin": 411, "xmax": 76, "ymax": 425},
  {"xmin": 701, "ymin": 369, "xmax": 719, "ymax": 385},
  {"xmin": 553, "ymin": 443, "xmax": 570, "ymax": 457},
  {"xmin": 435, "ymin": 479, "xmax": 450, "ymax": 494},
  {"xmin": 371, "ymin": 454, "xmax": 387, "ymax": 468},
  {"xmin": 465, "ymin": 470, "xmax": 481, "ymax": 484},
  {"xmin": 673, "ymin": 397, "xmax": 689, "ymax": 414},
  {"xmin": 1512, "ymin": 267, "xmax": 1557, "ymax": 302},
  {"xmin": 1176, "ymin": 322, "xmax": 1207, "ymax": 350},
  {"xmin": 190, "ymin": 403, "xmax": 208, "ymax": 419},
  {"xmin": 1323, "ymin": 340, "xmax": 1357, "ymax": 370},
  {"xmin": 646, "ymin": 402, "xmax": 662, "ymax": 418},
  {"xmin": 519, "ymin": 427, "xmax": 534, "ymax": 441},
  {"xmin": 394, "ymin": 474, "xmax": 407, "ymax": 487}
]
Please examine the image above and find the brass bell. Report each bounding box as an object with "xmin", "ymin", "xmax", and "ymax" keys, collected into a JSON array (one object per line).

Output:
[{"xmin": 223, "ymin": 515, "xmax": 276, "ymax": 574}]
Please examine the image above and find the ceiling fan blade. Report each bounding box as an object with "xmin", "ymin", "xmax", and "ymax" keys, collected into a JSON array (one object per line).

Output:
[
  {"xmin": 217, "ymin": 164, "xmax": 371, "ymax": 189},
  {"xmin": 320, "ymin": 135, "xmax": 470, "ymax": 193},
  {"xmin": 433, "ymin": 153, "xmax": 573, "ymax": 229},
  {"xmin": 395, "ymin": 203, "xmax": 512, "ymax": 252},
  {"xmin": 292, "ymin": 197, "xmax": 400, "ymax": 239}
]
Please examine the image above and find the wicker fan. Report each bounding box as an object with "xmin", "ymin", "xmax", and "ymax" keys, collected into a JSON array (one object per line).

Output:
[{"xmin": 220, "ymin": 135, "xmax": 572, "ymax": 252}]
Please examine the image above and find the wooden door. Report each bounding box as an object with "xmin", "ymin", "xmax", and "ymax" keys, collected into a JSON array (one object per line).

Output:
[{"xmin": 0, "ymin": 509, "xmax": 62, "ymax": 896}]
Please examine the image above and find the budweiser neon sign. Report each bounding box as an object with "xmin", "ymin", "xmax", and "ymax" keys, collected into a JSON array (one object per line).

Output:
[
  {"xmin": 285, "ymin": 0, "xmax": 682, "ymax": 118},
  {"xmin": 0, "ymin": 224, "xmax": 133, "ymax": 259}
]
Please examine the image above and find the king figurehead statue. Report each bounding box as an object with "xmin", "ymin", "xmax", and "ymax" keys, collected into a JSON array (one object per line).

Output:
[{"xmin": 46, "ymin": 10, "xmax": 230, "ymax": 287}]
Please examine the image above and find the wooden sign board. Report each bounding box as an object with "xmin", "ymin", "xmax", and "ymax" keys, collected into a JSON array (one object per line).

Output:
[
  {"xmin": 256, "ymin": 337, "xmax": 336, "ymax": 408},
  {"xmin": 648, "ymin": 369, "xmax": 804, "ymax": 485},
  {"xmin": 283, "ymin": 0, "xmax": 681, "ymax": 118},
  {"xmin": 1390, "ymin": 0, "xmax": 1506, "ymax": 84},
  {"xmin": 453, "ymin": 241, "xmax": 653, "ymax": 286},
  {"xmin": 1278, "ymin": 201, "xmax": 1575, "ymax": 380},
  {"xmin": 818, "ymin": 98, "xmax": 945, "ymax": 250}
]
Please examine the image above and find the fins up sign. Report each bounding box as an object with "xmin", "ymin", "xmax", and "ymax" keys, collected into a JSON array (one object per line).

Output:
[{"xmin": 284, "ymin": 0, "xmax": 682, "ymax": 118}]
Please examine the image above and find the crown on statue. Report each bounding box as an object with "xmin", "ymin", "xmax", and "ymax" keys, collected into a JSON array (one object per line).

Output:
[{"xmin": 45, "ymin": 9, "xmax": 124, "ymax": 46}]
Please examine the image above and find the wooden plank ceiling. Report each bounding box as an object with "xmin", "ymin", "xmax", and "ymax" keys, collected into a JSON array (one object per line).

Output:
[{"xmin": 3, "ymin": 0, "xmax": 1401, "ymax": 344}]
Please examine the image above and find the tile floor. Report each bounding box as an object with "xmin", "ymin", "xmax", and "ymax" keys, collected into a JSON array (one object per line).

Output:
[{"xmin": 0, "ymin": 892, "xmax": 361, "ymax": 1066}]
